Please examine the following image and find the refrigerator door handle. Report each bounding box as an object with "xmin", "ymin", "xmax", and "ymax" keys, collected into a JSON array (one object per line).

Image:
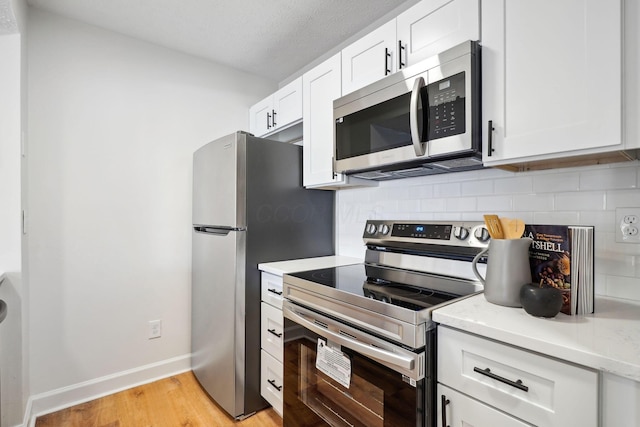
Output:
[{"xmin": 193, "ymin": 225, "xmax": 245, "ymax": 235}]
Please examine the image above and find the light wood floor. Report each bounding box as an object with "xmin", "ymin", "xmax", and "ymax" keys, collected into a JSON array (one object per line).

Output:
[{"xmin": 35, "ymin": 371, "xmax": 283, "ymax": 427}]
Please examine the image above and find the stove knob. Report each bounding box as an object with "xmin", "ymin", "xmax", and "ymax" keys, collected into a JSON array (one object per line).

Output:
[
  {"xmin": 453, "ymin": 227, "xmax": 469, "ymax": 240},
  {"xmin": 366, "ymin": 223, "xmax": 378, "ymax": 235},
  {"xmin": 379, "ymin": 224, "xmax": 390, "ymax": 235},
  {"xmin": 475, "ymin": 227, "xmax": 491, "ymax": 242}
]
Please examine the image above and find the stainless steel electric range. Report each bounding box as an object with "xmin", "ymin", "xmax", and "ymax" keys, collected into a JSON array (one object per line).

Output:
[{"xmin": 281, "ymin": 220, "xmax": 490, "ymax": 427}]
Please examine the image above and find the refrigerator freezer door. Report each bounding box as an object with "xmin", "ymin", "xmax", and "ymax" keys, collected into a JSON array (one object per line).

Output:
[
  {"xmin": 191, "ymin": 227, "xmax": 246, "ymax": 418},
  {"xmin": 192, "ymin": 132, "xmax": 245, "ymax": 228}
]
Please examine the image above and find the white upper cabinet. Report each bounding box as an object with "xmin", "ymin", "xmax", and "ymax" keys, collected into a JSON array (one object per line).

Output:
[
  {"xmin": 249, "ymin": 77, "xmax": 302, "ymax": 138},
  {"xmin": 341, "ymin": 20, "xmax": 397, "ymax": 95},
  {"xmin": 482, "ymin": 0, "xmax": 624, "ymax": 166},
  {"xmin": 302, "ymin": 53, "xmax": 343, "ymax": 188},
  {"xmin": 341, "ymin": 0, "xmax": 480, "ymax": 95},
  {"xmin": 249, "ymin": 96, "xmax": 273, "ymax": 137},
  {"xmin": 397, "ymin": 0, "xmax": 480, "ymax": 67},
  {"xmin": 303, "ymin": 54, "xmax": 376, "ymax": 189}
]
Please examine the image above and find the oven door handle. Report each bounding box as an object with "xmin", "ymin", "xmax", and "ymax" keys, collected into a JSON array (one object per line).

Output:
[{"xmin": 284, "ymin": 306, "xmax": 415, "ymax": 371}]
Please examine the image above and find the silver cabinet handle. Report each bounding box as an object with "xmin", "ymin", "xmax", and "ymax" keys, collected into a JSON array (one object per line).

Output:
[
  {"xmin": 284, "ymin": 305, "xmax": 414, "ymax": 371},
  {"xmin": 410, "ymin": 77, "xmax": 427, "ymax": 156}
]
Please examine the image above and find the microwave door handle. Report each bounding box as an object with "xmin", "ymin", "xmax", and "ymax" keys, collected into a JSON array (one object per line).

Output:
[{"xmin": 410, "ymin": 76, "xmax": 427, "ymax": 156}]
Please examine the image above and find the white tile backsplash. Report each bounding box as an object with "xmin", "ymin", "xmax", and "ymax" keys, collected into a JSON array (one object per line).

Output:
[
  {"xmin": 494, "ymin": 176, "xmax": 533, "ymax": 194},
  {"xmin": 336, "ymin": 161, "xmax": 640, "ymax": 302},
  {"xmin": 554, "ymin": 191, "xmax": 606, "ymax": 211},
  {"xmin": 533, "ymin": 171, "xmax": 580, "ymax": 193},
  {"xmin": 579, "ymin": 167, "xmax": 637, "ymax": 190}
]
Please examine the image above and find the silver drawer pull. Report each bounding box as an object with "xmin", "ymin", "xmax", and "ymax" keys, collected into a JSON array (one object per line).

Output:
[{"xmin": 473, "ymin": 367, "xmax": 529, "ymax": 392}]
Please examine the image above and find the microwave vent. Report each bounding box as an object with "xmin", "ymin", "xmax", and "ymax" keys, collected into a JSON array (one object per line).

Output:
[
  {"xmin": 395, "ymin": 167, "xmax": 445, "ymax": 177},
  {"xmin": 351, "ymin": 166, "xmax": 448, "ymax": 181},
  {"xmin": 430, "ymin": 157, "xmax": 483, "ymax": 170},
  {"xmin": 352, "ymin": 170, "xmax": 395, "ymax": 180}
]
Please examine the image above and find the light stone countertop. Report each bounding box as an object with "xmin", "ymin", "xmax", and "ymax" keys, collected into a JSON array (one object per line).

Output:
[
  {"xmin": 258, "ymin": 255, "xmax": 362, "ymax": 276},
  {"xmin": 433, "ymin": 293, "xmax": 640, "ymax": 382}
]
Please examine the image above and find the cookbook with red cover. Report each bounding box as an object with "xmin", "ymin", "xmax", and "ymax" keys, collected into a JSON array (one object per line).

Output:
[{"xmin": 524, "ymin": 224, "xmax": 594, "ymax": 315}]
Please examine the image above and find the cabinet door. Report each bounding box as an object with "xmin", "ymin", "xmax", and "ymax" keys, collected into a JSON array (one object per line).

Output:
[
  {"xmin": 438, "ymin": 326, "xmax": 598, "ymax": 427},
  {"xmin": 482, "ymin": 0, "xmax": 622, "ymax": 165},
  {"xmin": 302, "ymin": 53, "xmax": 343, "ymax": 187},
  {"xmin": 261, "ymin": 272, "xmax": 283, "ymax": 309},
  {"xmin": 261, "ymin": 302, "xmax": 283, "ymax": 362},
  {"xmin": 601, "ymin": 373, "xmax": 640, "ymax": 426},
  {"xmin": 249, "ymin": 95, "xmax": 273, "ymax": 137},
  {"xmin": 397, "ymin": 0, "xmax": 480, "ymax": 67},
  {"xmin": 272, "ymin": 77, "xmax": 302, "ymax": 131},
  {"xmin": 438, "ymin": 384, "xmax": 530, "ymax": 427},
  {"xmin": 261, "ymin": 350, "xmax": 283, "ymax": 416},
  {"xmin": 341, "ymin": 19, "xmax": 396, "ymax": 95}
]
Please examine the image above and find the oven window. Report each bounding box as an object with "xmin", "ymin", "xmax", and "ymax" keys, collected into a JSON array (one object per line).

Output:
[
  {"xmin": 335, "ymin": 92, "xmax": 414, "ymax": 161},
  {"xmin": 284, "ymin": 320, "xmax": 423, "ymax": 427}
]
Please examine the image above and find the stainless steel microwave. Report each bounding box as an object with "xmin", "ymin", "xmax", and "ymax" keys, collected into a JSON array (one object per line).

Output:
[{"xmin": 334, "ymin": 40, "xmax": 481, "ymax": 180}]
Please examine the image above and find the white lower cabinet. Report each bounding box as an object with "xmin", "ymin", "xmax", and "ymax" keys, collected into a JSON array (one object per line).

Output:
[
  {"xmin": 260, "ymin": 302, "xmax": 283, "ymax": 361},
  {"xmin": 259, "ymin": 272, "xmax": 284, "ymax": 416},
  {"xmin": 260, "ymin": 272, "xmax": 283, "ymax": 316},
  {"xmin": 438, "ymin": 326, "xmax": 598, "ymax": 427},
  {"xmin": 438, "ymin": 384, "xmax": 530, "ymax": 426},
  {"xmin": 260, "ymin": 350, "xmax": 283, "ymax": 416},
  {"xmin": 601, "ymin": 372, "xmax": 640, "ymax": 426}
]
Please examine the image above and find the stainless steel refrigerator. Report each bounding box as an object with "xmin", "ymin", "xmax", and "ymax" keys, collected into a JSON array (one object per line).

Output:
[{"xmin": 191, "ymin": 131, "xmax": 334, "ymax": 419}]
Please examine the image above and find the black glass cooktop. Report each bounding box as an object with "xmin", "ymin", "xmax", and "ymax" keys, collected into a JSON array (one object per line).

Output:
[{"xmin": 288, "ymin": 264, "xmax": 460, "ymax": 312}]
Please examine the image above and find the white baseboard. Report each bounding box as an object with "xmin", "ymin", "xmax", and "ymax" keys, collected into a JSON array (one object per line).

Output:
[{"xmin": 21, "ymin": 354, "xmax": 191, "ymax": 427}]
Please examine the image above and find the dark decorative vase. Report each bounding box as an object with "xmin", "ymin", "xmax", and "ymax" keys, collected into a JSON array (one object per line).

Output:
[{"xmin": 520, "ymin": 283, "xmax": 563, "ymax": 318}]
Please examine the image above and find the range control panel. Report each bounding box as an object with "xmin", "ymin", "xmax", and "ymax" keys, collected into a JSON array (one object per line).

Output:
[{"xmin": 363, "ymin": 220, "xmax": 489, "ymax": 248}]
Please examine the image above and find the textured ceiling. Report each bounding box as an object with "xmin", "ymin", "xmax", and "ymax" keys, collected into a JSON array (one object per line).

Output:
[{"xmin": 26, "ymin": 0, "xmax": 417, "ymax": 82}]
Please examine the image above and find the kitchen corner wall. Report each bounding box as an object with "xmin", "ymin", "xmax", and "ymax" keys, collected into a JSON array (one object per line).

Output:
[
  {"xmin": 26, "ymin": 7, "xmax": 275, "ymax": 408},
  {"xmin": 336, "ymin": 161, "xmax": 640, "ymax": 302}
]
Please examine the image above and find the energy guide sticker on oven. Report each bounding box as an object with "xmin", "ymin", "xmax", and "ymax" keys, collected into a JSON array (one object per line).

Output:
[{"xmin": 316, "ymin": 339, "xmax": 351, "ymax": 388}]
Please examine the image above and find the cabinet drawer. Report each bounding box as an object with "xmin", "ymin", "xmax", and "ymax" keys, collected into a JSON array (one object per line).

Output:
[
  {"xmin": 437, "ymin": 384, "xmax": 529, "ymax": 426},
  {"xmin": 261, "ymin": 349, "xmax": 283, "ymax": 416},
  {"xmin": 261, "ymin": 272, "xmax": 283, "ymax": 309},
  {"xmin": 261, "ymin": 302, "xmax": 283, "ymax": 361},
  {"xmin": 438, "ymin": 326, "xmax": 598, "ymax": 427}
]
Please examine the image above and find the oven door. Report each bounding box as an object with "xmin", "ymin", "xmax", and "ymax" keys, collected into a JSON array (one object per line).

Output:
[{"xmin": 283, "ymin": 301, "xmax": 428, "ymax": 427}]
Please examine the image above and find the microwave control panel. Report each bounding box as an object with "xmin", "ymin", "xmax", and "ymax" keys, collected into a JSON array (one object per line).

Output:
[{"xmin": 427, "ymin": 71, "xmax": 466, "ymax": 141}]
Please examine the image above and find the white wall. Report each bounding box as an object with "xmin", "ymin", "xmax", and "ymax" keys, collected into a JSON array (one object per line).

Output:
[
  {"xmin": 26, "ymin": 7, "xmax": 275, "ymax": 409},
  {"xmin": 336, "ymin": 161, "xmax": 640, "ymax": 301},
  {"xmin": 0, "ymin": 29, "xmax": 25, "ymax": 427}
]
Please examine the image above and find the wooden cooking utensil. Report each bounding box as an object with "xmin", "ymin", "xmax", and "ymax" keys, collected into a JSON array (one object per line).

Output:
[
  {"xmin": 483, "ymin": 214, "xmax": 504, "ymax": 239},
  {"xmin": 499, "ymin": 217, "xmax": 526, "ymax": 239}
]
